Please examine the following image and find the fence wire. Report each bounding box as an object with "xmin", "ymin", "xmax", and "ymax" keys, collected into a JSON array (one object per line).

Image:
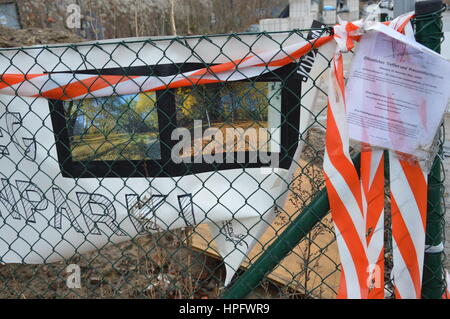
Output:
[{"xmin": 0, "ymin": 9, "xmax": 446, "ymax": 299}]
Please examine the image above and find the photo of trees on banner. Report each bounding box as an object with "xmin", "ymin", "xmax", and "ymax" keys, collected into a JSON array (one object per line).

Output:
[
  {"xmin": 175, "ymin": 81, "xmax": 279, "ymax": 159},
  {"xmin": 64, "ymin": 92, "xmax": 161, "ymax": 161},
  {"xmin": 63, "ymin": 80, "xmax": 281, "ymax": 162}
]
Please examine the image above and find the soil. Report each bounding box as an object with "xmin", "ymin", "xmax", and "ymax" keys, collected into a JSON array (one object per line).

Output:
[{"xmin": 0, "ymin": 26, "xmax": 83, "ymax": 47}]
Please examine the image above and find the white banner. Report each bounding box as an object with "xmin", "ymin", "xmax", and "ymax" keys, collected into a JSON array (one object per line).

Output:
[{"xmin": 0, "ymin": 29, "xmax": 333, "ymax": 285}]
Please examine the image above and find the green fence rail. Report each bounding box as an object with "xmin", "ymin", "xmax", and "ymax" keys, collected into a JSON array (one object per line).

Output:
[{"xmin": 0, "ymin": 2, "xmax": 445, "ymax": 300}]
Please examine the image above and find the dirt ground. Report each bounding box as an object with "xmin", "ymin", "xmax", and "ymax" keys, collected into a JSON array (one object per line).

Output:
[
  {"xmin": 0, "ymin": 26, "xmax": 83, "ymax": 47},
  {"xmin": 0, "ymin": 231, "xmax": 225, "ymax": 298}
]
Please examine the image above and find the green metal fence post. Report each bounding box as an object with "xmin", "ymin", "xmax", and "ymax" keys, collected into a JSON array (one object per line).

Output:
[
  {"xmin": 423, "ymin": 154, "xmax": 445, "ymax": 299},
  {"xmin": 221, "ymin": 156, "xmax": 361, "ymax": 299},
  {"xmin": 414, "ymin": 0, "xmax": 446, "ymax": 299},
  {"xmin": 222, "ymin": 188, "xmax": 330, "ymax": 299}
]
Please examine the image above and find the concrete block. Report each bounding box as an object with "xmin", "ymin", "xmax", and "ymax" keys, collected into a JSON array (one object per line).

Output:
[
  {"xmin": 339, "ymin": 10, "xmax": 360, "ymax": 22},
  {"xmin": 347, "ymin": 0, "xmax": 360, "ymax": 12},
  {"xmin": 323, "ymin": 0, "xmax": 336, "ymax": 7},
  {"xmin": 289, "ymin": 0, "xmax": 311, "ymax": 18},
  {"xmin": 290, "ymin": 16, "xmax": 313, "ymax": 29},
  {"xmin": 323, "ymin": 9, "xmax": 337, "ymax": 25},
  {"xmin": 259, "ymin": 18, "xmax": 291, "ymax": 32}
]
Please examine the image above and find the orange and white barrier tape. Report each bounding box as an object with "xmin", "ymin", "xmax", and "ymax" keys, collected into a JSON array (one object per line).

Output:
[
  {"xmin": 361, "ymin": 16, "xmax": 424, "ymax": 300},
  {"xmin": 0, "ymin": 36, "xmax": 332, "ymax": 100},
  {"xmin": 389, "ymin": 154, "xmax": 428, "ymax": 299},
  {"xmin": 362, "ymin": 148, "xmax": 385, "ymax": 299},
  {"xmin": 323, "ymin": 12, "xmax": 431, "ymax": 299},
  {"xmin": 323, "ymin": 27, "xmax": 368, "ymax": 298},
  {"xmin": 387, "ymin": 15, "xmax": 428, "ymax": 299}
]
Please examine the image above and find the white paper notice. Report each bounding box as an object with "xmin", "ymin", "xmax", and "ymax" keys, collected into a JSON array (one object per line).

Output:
[{"xmin": 346, "ymin": 27, "xmax": 450, "ymax": 159}]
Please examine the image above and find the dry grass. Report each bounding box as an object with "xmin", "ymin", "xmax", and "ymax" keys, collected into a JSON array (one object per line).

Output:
[
  {"xmin": 0, "ymin": 231, "xmax": 224, "ymax": 299},
  {"xmin": 71, "ymin": 132, "xmax": 160, "ymax": 161}
]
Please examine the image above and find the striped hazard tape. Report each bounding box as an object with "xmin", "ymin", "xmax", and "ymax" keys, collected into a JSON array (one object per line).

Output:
[
  {"xmin": 0, "ymin": 36, "xmax": 333, "ymax": 100},
  {"xmin": 323, "ymin": 13, "xmax": 430, "ymax": 299}
]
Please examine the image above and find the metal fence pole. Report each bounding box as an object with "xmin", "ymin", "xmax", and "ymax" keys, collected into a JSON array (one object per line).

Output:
[
  {"xmin": 221, "ymin": 156, "xmax": 361, "ymax": 299},
  {"xmin": 414, "ymin": 0, "xmax": 446, "ymax": 299},
  {"xmin": 222, "ymin": 188, "xmax": 330, "ymax": 299}
]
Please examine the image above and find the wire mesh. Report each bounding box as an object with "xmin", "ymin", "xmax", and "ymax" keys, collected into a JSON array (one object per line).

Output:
[
  {"xmin": 412, "ymin": 5, "xmax": 448, "ymax": 299},
  {"xmin": 0, "ymin": 8, "xmax": 446, "ymax": 299}
]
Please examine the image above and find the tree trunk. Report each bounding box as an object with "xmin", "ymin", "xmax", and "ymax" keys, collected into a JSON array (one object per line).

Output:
[{"xmin": 169, "ymin": 0, "xmax": 177, "ymax": 35}]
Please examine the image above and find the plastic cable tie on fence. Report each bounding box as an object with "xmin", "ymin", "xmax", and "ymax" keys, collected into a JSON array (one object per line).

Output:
[{"xmin": 425, "ymin": 242, "xmax": 444, "ymax": 253}]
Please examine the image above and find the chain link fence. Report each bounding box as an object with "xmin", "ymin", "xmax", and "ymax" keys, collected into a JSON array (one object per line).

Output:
[{"xmin": 0, "ymin": 6, "xmax": 446, "ymax": 299}]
